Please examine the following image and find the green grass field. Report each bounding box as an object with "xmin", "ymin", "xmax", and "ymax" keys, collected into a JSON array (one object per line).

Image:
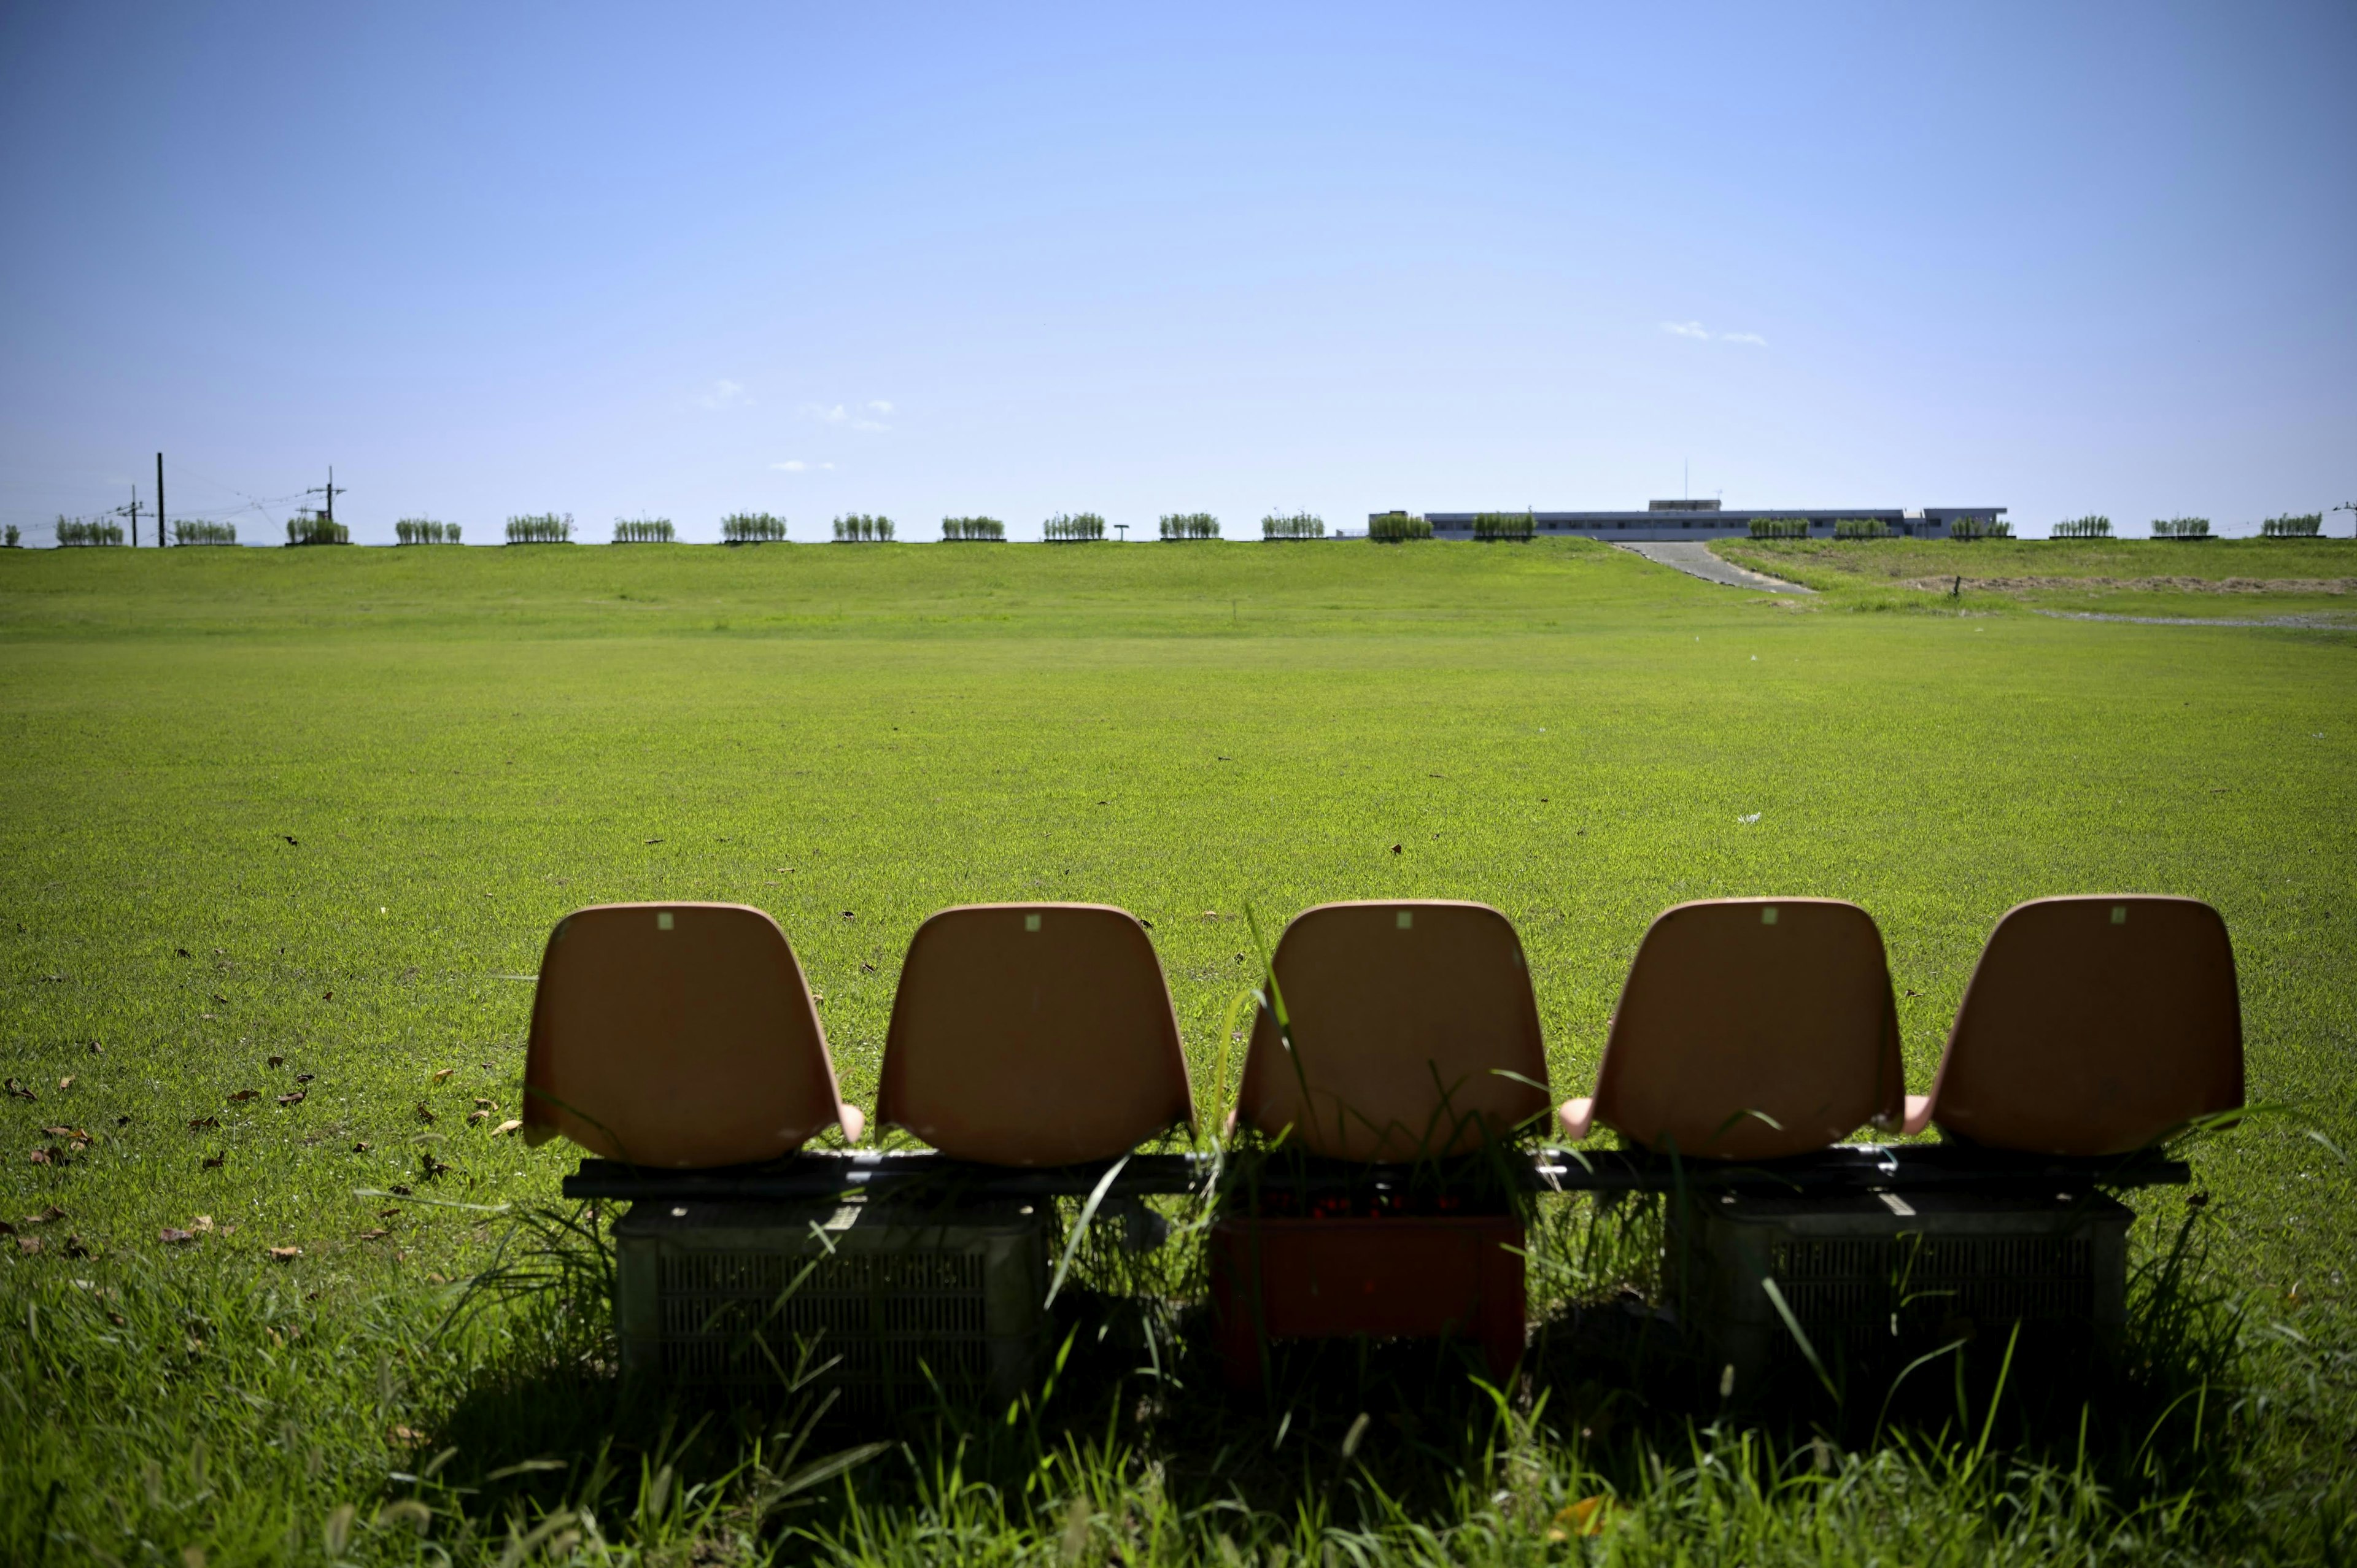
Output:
[
  {"xmin": 4, "ymin": 539, "xmax": 2354, "ymax": 1564},
  {"xmin": 1716, "ymin": 535, "xmax": 2357, "ymax": 623}
]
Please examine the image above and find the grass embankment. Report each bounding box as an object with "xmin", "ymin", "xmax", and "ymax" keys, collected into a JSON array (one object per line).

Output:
[
  {"xmin": 2, "ymin": 542, "xmax": 2354, "ymax": 1562},
  {"xmin": 1716, "ymin": 536, "xmax": 2357, "ymax": 622}
]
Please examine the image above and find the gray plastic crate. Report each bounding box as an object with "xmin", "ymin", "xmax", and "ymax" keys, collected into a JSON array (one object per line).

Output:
[
  {"xmin": 615, "ymin": 1197, "xmax": 1048, "ymax": 1413},
  {"xmin": 1671, "ymin": 1188, "xmax": 2132, "ymax": 1400}
]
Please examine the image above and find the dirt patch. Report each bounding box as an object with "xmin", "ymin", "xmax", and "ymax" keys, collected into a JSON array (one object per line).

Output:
[{"xmin": 1898, "ymin": 576, "xmax": 2354, "ymax": 595}]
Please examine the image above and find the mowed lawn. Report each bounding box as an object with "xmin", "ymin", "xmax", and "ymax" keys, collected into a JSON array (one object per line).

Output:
[{"xmin": 2, "ymin": 539, "xmax": 2354, "ymax": 1564}]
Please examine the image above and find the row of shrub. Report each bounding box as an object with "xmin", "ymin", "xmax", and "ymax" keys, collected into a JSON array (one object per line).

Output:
[
  {"xmin": 1833, "ymin": 518, "xmax": 1888, "ymax": 540},
  {"xmin": 1748, "ymin": 517, "xmax": 1808, "ymax": 539},
  {"xmin": 506, "ymin": 514, "xmax": 573, "ymax": 544},
  {"xmin": 2151, "ymin": 517, "xmax": 2210, "ymax": 540},
  {"xmin": 722, "ymin": 512, "xmax": 788, "ymax": 544},
  {"xmin": 395, "ymin": 519, "xmax": 461, "ymax": 544},
  {"xmin": 834, "ymin": 514, "xmax": 895, "ymax": 542},
  {"xmin": 2052, "ymin": 515, "xmax": 2112, "ymax": 539},
  {"xmin": 613, "ymin": 517, "xmax": 674, "ymax": 544},
  {"xmin": 55, "ymin": 517, "xmax": 125, "ymax": 546},
  {"xmin": 171, "ymin": 520, "xmax": 236, "ymax": 545},
  {"xmin": 942, "ymin": 516, "xmax": 1004, "ymax": 542},
  {"xmin": 1159, "ymin": 512, "xmax": 1218, "ymax": 541},
  {"xmin": 1044, "ymin": 512, "xmax": 1106, "ymax": 543},
  {"xmin": 1472, "ymin": 511, "xmax": 1535, "ymax": 542},
  {"xmin": 1263, "ymin": 512, "xmax": 1325, "ymax": 539},
  {"xmin": 2, "ymin": 525, "xmax": 18, "ymax": 547},
  {"xmin": 287, "ymin": 514, "xmax": 349, "ymax": 546},
  {"xmin": 1950, "ymin": 516, "xmax": 2014, "ymax": 539},
  {"xmin": 2263, "ymin": 512, "xmax": 2322, "ymax": 538},
  {"xmin": 1369, "ymin": 511, "xmax": 1433, "ymax": 542}
]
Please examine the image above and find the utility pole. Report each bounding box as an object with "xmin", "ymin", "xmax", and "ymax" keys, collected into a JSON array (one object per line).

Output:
[
  {"xmin": 306, "ymin": 467, "xmax": 348, "ymax": 536},
  {"xmin": 2335, "ymin": 501, "xmax": 2356, "ymax": 541},
  {"xmin": 156, "ymin": 453, "xmax": 166, "ymax": 547},
  {"xmin": 120, "ymin": 486, "xmax": 147, "ymax": 547}
]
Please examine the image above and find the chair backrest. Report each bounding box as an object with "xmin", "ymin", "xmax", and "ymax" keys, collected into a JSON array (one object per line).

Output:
[
  {"xmin": 876, "ymin": 903, "xmax": 1193, "ymax": 1166},
  {"xmin": 522, "ymin": 903, "xmax": 861, "ymax": 1167},
  {"xmin": 1925, "ymin": 895, "xmax": 2242, "ymax": 1156},
  {"xmin": 1592, "ymin": 898, "xmax": 1902, "ymax": 1160},
  {"xmin": 1233, "ymin": 901, "xmax": 1550, "ymax": 1161}
]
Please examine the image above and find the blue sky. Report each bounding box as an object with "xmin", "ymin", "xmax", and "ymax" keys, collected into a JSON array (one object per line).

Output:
[{"xmin": 2, "ymin": 2, "xmax": 2351, "ymax": 543}]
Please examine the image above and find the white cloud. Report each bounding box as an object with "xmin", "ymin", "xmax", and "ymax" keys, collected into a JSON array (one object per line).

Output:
[
  {"xmin": 1662, "ymin": 322, "xmax": 1768, "ymax": 346},
  {"xmin": 770, "ymin": 460, "xmax": 834, "ymax": 472},
  {"xmin": 802, "ymin": 400, "xmax": 892, "ymax": 431},
  {"xmin": 698, "ymin": 379, "xmax": 748, "ymax": 410}
]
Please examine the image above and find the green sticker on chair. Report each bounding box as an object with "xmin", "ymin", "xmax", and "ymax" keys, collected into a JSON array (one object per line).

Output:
[
  {"xmin": 1396, "ymin": 910, "xmax": 1414, "ymax": 930},
  {"xmin": 1761, "ymin": 906, "xmax": 1779, "ymax": 925},
  {"xmin": 657, "ymin": 911, "xmax": 673, "ymax": 931}
]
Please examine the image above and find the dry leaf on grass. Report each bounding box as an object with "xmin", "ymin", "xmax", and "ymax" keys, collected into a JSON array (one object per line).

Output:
[
  {"xmin": 276, "ymin": 1091, "xmax": 306, "ymax": 1107},
  {"xmin": 159, "ymin": 1227, "xmax": 198, "ymax": 1245},
  {"xmin": 191, "ymin": 1215, "xmax": 215, "ymax": 1233},
  {"xmin": 492, "ymin": 1119, "xmax": 523, "ymax": 1137},
  {"xmin": 29, "ymin": 1206, "xmax": 65, "ymax": 1224},
  {"xmin": 202, "ymin": 1153, "xmax": 225, "ymax": 1169},
  {"xmin": 188, "ymin": 1116, "xmax": 219, "ymax": 1130},
  {"xmin": 358, "ymin": 1227, "xmax": 389, "ymax": 1241},
  {"xmin": 1546, "ymin": 1497, "xmax": 1621, "ymax": 1541},
  {"xmin": 64, "ymin": 1235, "xmax": 90, "ymax": 1259},
  {"xmin": 3, "ymin": 1078, "xmax": 37, "ymax": 1102},
  {"xmin": 267, "ymin": 1054, "xmax": 285, "ymax": 1068},
  {"xmin": 295, "ymin": 1073, "xmax": 314, "ymax": 1084},
  {"xmin": 466, "ymin": 1110, "xmax": 490, "ymax": 1124},
  {"xmin": 56, "ymin": 1075, "xmax": 74, "ymax": 1090},
  {"xmin": 413, "ymin": 1103, "xmax": 436, "ymax": 1124},
  {"xmin": 268, "ymin": 1246, "xmax": 301, "ymax": 1262},
  {"xmin": 14, "ymin": 1235, "xmax": 39, "ymax": 1255},
  {"xmin": 352, "ymin": 1141, "xmax": 372, "ymax": 1153},
  {"xmin": 431, "ymin": 1068, "xmax": 455, "ymax": 1083},
  {"xmin": 226, "ymin": 1089, "xmax": 258, "ymax": 1103}
]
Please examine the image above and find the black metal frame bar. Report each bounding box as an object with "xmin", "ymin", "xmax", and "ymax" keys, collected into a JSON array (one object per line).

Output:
[{"xmin": 563, "ymin": 1144, "xmax": 2189, "ymax": 1204}]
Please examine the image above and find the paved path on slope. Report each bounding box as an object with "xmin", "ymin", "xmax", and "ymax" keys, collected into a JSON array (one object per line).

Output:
[{"xmin": 1614, "ymin": 541, "xmax": 1813, "ymax": 594}]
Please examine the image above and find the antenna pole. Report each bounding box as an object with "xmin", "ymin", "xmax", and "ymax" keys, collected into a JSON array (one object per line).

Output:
[{"xmin": 157, "ymin": 453, "xmax": 166, "ymax": 547}]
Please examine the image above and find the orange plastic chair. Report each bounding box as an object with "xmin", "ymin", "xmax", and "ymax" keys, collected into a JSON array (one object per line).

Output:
[
  {"xmin": 521, "ymin": 903, "xmax": 862, "ymax": 1167},
  {"xmin": 1558, "ymin": 898, "xmax": 1903, "ymax": 1161},
  {"xmin": 875, "ymin": 903, "xmax": 1194, "ymax": 1166},
  {"xmin": 1900, "ymin": 895, "xmax": 2243, "ymax": 1155},
  {"xmin": 1231, "ymin": 901, "xmax": 1550, "ymax": 1161}
]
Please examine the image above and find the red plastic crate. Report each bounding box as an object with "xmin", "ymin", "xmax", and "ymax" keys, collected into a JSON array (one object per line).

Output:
[{"xmin": 1209, "ymin": 1212, "xmax": 1525, "ymax": 1389}]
